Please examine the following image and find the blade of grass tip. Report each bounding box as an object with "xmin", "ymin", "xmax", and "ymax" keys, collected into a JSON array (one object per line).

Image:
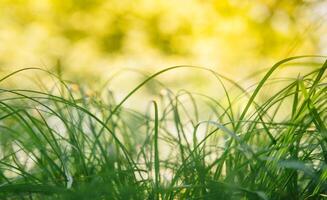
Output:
[
  {"xmin": 0, "ymin": 68, "xmax": 76, "ymax": 103},
  {"xmin": 0, "ymin": 68, "xmax": 42, "ymax": 83},
  {"xmin": 0, "ymin": 101, "xmax": 64, "ymax": 180},
  {"xmin": 236, "ymin": 55, "xmax": 325, "ymax": 131},
  {"xmin": 308, "ymin": 59, "xmax": 327, "ymax": 97},
  {"xmin": 169, "ymin": 120, "xmax": 251, "ymax": 193},
  {"xmin": 210, "ymin": 71, "xmax": 237, "ymax": 130},
  {"xmin": 0, "ymin": 88, "xmax": 134, "ymax": 169},
  {"xmin": 176, "ymin": 90, "xmax": 199, "ymax": 125},
  {"xmin": 299, "ymin": 62, "xmax": 327, "ymax": 136},
  {"xmin": 299, "ymin": 61, "xmax": 327, "ymax": 162},
  {"xmin": 104, "ymin": 66, "xmax": 188, "ymax": 122},
  {"xmin": 172, "ymin": 93, "xmax": 193, "ymax": 153},
  {"xmin": 98, "ymin": 65, "xmax": 246, "ymax": 135},
  {"xmin": 152, "ymin": 101, "xmax": 160, "ymax": 200},
  {"xmin": 292, "ymin": 75, "xmax": 300, "ymax": 119},
  {"xmin": 257, "ymin": 112, "xmax": 277, "ymax": 145}
]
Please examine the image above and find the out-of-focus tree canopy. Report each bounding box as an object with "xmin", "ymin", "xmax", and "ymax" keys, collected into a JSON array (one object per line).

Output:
[{"xmin": 0, "ymin": 0, "xmax": 326, "ymax": 82}]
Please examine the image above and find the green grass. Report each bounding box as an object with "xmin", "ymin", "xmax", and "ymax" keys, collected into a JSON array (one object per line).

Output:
[{"xmin": 0, "ymin": 56, "xmax": 326, "ymax": 199}]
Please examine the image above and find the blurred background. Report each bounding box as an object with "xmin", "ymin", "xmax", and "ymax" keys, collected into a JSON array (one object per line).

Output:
[{"xmin": 0, "ymin": 0, "xmax": 326, "ymax": 97}]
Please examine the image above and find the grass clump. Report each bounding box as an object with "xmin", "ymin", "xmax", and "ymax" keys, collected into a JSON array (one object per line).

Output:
[{"xmin": 0, "ymin": 56, "xmax": 326, "ymax": 199}]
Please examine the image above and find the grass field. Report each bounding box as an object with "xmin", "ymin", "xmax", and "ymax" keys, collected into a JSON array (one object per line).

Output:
[{"xmin": 0, "ymin": 56, "xmax": 326, "ymax": 199}]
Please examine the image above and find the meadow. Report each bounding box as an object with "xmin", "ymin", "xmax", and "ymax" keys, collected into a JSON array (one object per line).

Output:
[{"xmin": 0, "ymin": 56, "xmax": 326, "ymax": 199}]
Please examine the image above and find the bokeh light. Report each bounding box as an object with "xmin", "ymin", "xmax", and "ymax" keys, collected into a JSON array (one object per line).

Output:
[{"xmin": 0, "ymin": 0, "xmax": 326, "ymax": 84}]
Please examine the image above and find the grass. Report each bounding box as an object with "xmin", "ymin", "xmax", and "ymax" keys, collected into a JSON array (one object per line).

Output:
[{"xmin": 0, "ymin": 56, "xmax": 326, "ymax": 199}]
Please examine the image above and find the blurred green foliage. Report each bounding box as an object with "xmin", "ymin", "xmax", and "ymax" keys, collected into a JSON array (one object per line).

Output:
[{"xmin": 0, "ymin": 0, "xmax": 326, "ymax": 81}]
